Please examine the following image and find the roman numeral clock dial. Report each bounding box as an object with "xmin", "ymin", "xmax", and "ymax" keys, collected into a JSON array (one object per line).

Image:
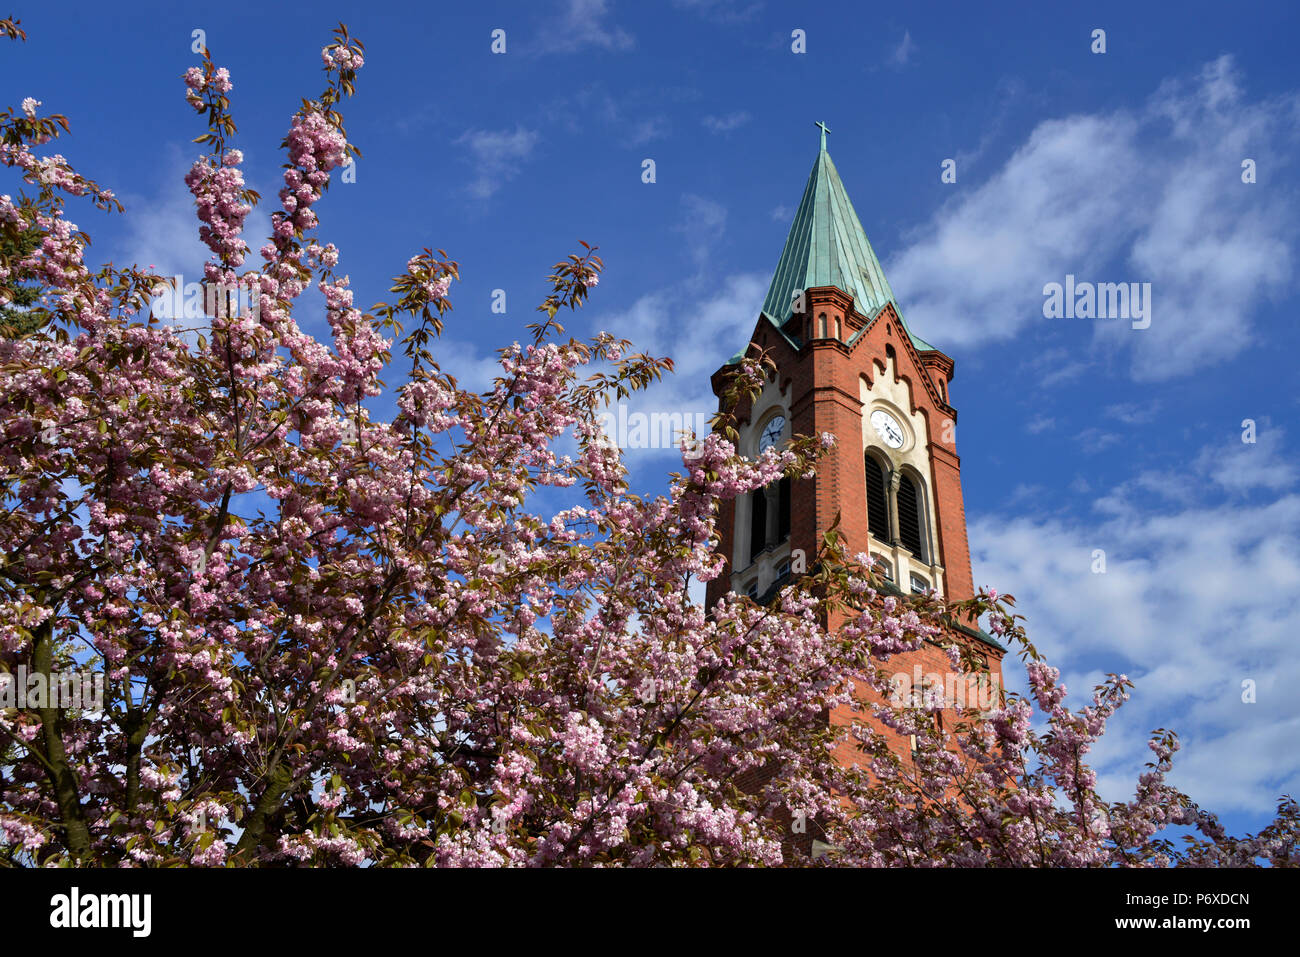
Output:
[
  {"xmin": 870, "ymin": 410, "xmax": 905, "ymax": 449},
  {"xmin": 759, "ymin": 416, "xmax": 785, "ymax": 451}
]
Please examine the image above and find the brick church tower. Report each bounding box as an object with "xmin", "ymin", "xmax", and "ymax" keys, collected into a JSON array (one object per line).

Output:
[{"xmin": 704, "ymin": 125, "xmax": 1005, "ymax": 811}]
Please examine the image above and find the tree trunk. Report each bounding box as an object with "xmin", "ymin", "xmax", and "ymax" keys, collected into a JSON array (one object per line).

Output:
[{"xmin": 33, "ymin": 620, "xmax": 91, "ymax": 860}]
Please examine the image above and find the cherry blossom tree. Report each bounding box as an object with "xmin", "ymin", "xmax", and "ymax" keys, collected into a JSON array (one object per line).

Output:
[{"xmin": 0, "ymin": 20, "xmax": 1294, "ymax": 867}]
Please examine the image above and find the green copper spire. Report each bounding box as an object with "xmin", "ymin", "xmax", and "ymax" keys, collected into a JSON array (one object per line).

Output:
[{"xmin": 759, "ymin": 125, "xmax": 934, "ymax": 352}]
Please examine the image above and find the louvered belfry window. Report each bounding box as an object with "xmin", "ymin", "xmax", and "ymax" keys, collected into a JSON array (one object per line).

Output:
[
  {"xmin": 897, "ymin": 473, "xmax": 923, "ymax": 559},
  {"xmin": 749, "ymin": 490, "xmax": 766, "ymax": 563},
  {"xmin": 777, "ymin": 477, "xmax": 790, "ymax": 541},
  {"xmin": 865, "ymin": 455, "xmax": 889, "ymax": 542}
]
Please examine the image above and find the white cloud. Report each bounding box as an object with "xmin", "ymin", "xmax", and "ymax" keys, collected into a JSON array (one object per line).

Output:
[
  {"xmin": 1193, "ymin": 420, "xmax": 1296, "ymax": 494},
  {"xmin": 1074, "ymin": 426, "xmax": 1121, "ymax": 454},
  {"xmin": 672, "ymin": 0, "xmax": 761, "ymax": 23},
  {"xmin": 672, "ymin": 193, "xmax": 729, "ymax": 273},
  {"xmin": 599, "ymin": 272, "xmax": 763, "ymax": 383},
  {"xmin": 1032, "ymin": 348, "xmax": 1090, "ymax": 388},
  {"xmin": 535, "ymin": 0, "xmax": 633, "ymax": 54},
  {"xmin": 578, "ymin": 191, "xmax": 773, "ymax": 467},
  {"xmin": 591, "ymin": 269, "xmax": 769, "ymax": 465},
  {"xmin": 888, "ymin": 55, "xmax": 1300, "ymax": 381},
  {"xmin": 702, "ymin": 111, "xmax": 751, "ymax": 133},
  {"xmin": 544, "ymin": 84, "xmax": 696, "ymax": 149},
  {"xmin": 1005, "ymin": 482, "xmax": 1043, "ymax": 506},
  {"xmin": 1104, "ymin": 401, "xmax": 1160, "ymax": 425},
  {"xmin": 1025, "ymin": 413, "xmax": 1055, "ymax": 434},
  {"xmin": 970, "ymin": 436, "xmax": 1300, "ymax": 814},
  {"xmin": 433, "ymin": 338, "xmax": 507, "ymax": 394},
  {"xmin": 625, "ymin": 116, "xmax": 669, "ymax": 146},
  {"xmin": 889, "ymin": 30, "xmax": 916, "ymax": 68},
  {"xmin": 455, "ymin": 127, "xmax": 540, "ymax": 199}
]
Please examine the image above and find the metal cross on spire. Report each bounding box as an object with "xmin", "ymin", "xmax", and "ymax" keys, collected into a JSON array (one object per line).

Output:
[{"xmin": 815, "ymin": 120, "xmax": 831, "ymax": 151}]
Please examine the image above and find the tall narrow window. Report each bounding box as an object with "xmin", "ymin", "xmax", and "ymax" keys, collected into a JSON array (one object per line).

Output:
[
  {"xmin": 865, "ymin": 454, "xmax": 890, "ymax": 542},
  {"xmin": 897, "ymin": 473, "xmax": 924, "ymax": 559},
  {"xmin": 749, "ymin": 491, "xmax": 766, "ymax": 563},
  {"xmin": 777, "ymin": 476, "xmax": 790, "ymax": 541}
]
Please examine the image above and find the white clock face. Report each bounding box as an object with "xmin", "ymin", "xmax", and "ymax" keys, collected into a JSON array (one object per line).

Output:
[
  {"xmin": 759, "ymin": 415, "xmax": 785, "ymax": 451},
  {"xmin": 871, "ymin": 410, "xmax": 905, "ymax": 449}
]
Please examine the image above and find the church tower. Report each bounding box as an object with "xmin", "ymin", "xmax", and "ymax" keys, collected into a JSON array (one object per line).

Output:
[{"xmin": 705, "ymin": 124, "xmax": 1005, "ymax": 781}]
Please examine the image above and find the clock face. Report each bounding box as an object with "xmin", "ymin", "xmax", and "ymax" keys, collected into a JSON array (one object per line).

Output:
[
  {"xmin": 759, "ymin": 416, "xmax": 785, "ymax": 451},
  {"xmin": 871, "ymin": 409, "xmax": 905, "ymax": 449}
]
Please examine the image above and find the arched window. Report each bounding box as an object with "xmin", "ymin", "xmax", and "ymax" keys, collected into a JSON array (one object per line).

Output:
[
  {"xmin": 777, "ymin": 476, "xmax": 790, "ymax": 542},
  {"xmin": 818, "ymin": 313, "xmax": 827, "ymax": 338},
  {"xmin": 749, "ymin": 490, "xmax": 766, "ymax": 563},
  {"xmin": 748, "ymin": 477, "xmax": 790, "ymax": 564},
  {"xmin": 865, "ymin": 454, "xmax": 890, "ymax": 542},
  {"xmin": 897, "ymin": 472, "xmax": 924, "ymax": 560}
]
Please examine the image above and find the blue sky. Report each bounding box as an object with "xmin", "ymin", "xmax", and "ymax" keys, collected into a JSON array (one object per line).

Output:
[{"xmin": 4, "ymin": 0, "xmax": 1299, "ymax": 839}]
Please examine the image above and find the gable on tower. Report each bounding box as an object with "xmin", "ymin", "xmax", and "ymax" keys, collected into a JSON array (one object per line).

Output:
[{"xmin": 853, "ymin": 303, "xmax": 953, "ymax": 417}]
